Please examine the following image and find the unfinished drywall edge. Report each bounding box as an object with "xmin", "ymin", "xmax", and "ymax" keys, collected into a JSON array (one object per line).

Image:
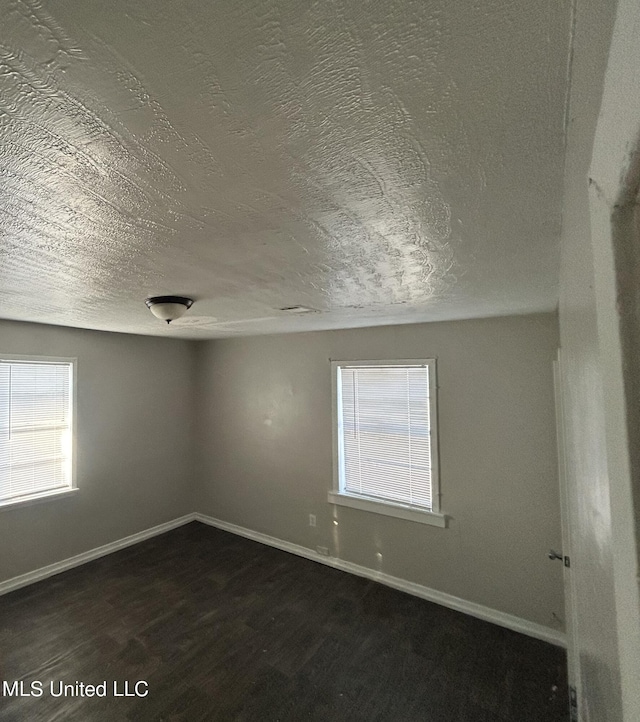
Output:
[
  {"xmin": 0, "ymin": 514, "xmax": 197, "ymax": 596},
  {"xmin": 195, "ymin": 513, "xmax": 567, "ymax": 648}
]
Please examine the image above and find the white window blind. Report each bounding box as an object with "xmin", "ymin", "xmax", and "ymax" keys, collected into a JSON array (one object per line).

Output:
[
  {"xmin": 336, "ymin": 363, "xmax": 436, "ymax": 511},
  {"xmin": 0, "ymin": 360, "xmax": 73, "ymax": 503}
]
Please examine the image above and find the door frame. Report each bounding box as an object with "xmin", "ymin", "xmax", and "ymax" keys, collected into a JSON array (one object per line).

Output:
[{"xmin": 589, "ymin": 0, "xmax": 640, "ymax": 716}]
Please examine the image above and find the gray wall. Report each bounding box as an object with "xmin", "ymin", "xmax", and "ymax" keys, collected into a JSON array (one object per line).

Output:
[
  {"xmin": 0, "ymin": 313, "xmax": 564, "ymax": 634},
  {"xmin": 196, "ymin": 313, "xmax": 564, "ymax": 629},
  {"xmin": 0, "ymin": 319, "xmax": 196, "ymax": 583}
]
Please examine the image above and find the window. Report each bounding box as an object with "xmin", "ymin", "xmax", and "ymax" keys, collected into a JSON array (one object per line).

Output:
[
  {"xmin": 329, "ymin": 360, "xmax": 445, "ymax": 527},
  {"xmin": 0, "ymin": 357, "xmax": 76, "ymax": 509}
]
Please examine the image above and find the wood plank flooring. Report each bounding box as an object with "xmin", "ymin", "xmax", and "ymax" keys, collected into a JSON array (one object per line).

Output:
[{"xmin": 0, "ymin": 522, "xmax": 568, "ymax": 721}]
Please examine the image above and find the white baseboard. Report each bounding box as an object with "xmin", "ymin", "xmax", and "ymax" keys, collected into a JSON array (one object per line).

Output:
[
  {"xmin": 195, "ymin": 513, "xmax": 567, "ymax": 649},
  {"xmin": 0, "ymin": 512, "xmax": 567, "ymax": 649},
  {"xmin": 0, "ymin": 513, "xmax": 197, "ymax": 596}
]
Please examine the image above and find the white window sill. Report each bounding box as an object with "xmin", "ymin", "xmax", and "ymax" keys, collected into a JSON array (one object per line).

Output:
[
  {"xmin": 0, "ymin": 487, "xmax": 79, "ymax": 512},
  {"xmin": 327, "ymin": 491, "xmax": 447, "ymax": 528}
]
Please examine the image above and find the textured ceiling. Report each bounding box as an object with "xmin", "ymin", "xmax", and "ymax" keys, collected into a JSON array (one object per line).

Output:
[{"xmin": 0, "ymin": 0, "xmax": 571, "ymax": 338}]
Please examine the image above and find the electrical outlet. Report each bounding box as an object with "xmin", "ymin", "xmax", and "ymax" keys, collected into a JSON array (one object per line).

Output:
[
  {"xmin": 316, "ymin": 546, "xmax": 330, "ymax": 556},
  {"xmin": 309, "ymin": 514, "xmax": 316, "ymax": 527}
]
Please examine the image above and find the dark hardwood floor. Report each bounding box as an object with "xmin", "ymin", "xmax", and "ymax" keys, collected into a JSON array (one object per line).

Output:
[{"xmin": 0, "ymin": 522, "xmax": 568, "ymax": 721}]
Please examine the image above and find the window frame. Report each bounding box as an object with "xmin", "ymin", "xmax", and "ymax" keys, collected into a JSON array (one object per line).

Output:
[
  {"xmin": 329, "ymin": 358, "xmax": 446, "ymax": 528},
  {"xmin": 0, "ymin": 354, "xmax": 78, "ymax": 511}
]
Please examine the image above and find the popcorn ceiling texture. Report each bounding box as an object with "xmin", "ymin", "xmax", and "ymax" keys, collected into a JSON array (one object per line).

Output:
[{"xmin": 0, "ymin": 0, "xmax": 571, "ymax": 338}]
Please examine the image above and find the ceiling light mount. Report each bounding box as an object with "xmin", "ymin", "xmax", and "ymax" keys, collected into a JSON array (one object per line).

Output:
[{"xmin": 145, "ymin": 296, "xmax": 194, "ymax": 324}]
